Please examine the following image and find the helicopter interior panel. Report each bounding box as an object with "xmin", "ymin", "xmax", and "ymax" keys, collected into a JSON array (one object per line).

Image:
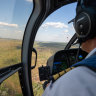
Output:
[{"xmin": 52, "ymin": 48, "xmax": 88, "ymax": 74}]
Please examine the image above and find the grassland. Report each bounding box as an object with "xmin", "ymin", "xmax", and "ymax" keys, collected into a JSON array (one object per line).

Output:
[
  {"xmin": 0, "ymin": 38, "xmax": 67, "ymax": 96},
  {"xmin": 0, "ymin": 38, "xmax": 22, "ymax": 96}
]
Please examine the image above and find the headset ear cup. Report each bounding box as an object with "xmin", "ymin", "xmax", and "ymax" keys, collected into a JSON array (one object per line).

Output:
[
  {"xmin": 75, "ymin": 0, "xmax": 96, "ymax": 43},
  {"xmin": 74, "ymin": 11, "xmax": 91, "ymax": 39}
]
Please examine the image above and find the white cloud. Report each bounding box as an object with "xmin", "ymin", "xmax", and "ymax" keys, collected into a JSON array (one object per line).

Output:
[
  {"xmin": 0, "ymin": 22, "xmax": 18, "ymax": 27},
  {"xmin": 36, "ymin": 32, "xmax": 72, "ymax": 42},
  {"xmin": 36, "ymin": 29, "xmax": 72, "ymax": 43},
  {"xmin": 52, "ymin": 32, "xmax": 72, "ymax": 42},
  {"xmin": 14, "ymin": 30, "xmax": 22, "ymax": 33},
  {"xmin": 0, "ymin": 29, "xmax": 7, "ymax": 31},
  {"xmin": 18, "ymin": 31, "xmax": 22, "ymax": 33},
  {"xmin": 26, "ymin": 0, "xmax": 33, "ymax": 2},
  {"xmin": 64, "ymin": 29, "xmax": 69, "ymax": 32},
  {"xmin": 42, "ymin": 22, "xmax": 68, "ymax": 29},
  {"xmin": 0, "ymin": 30, "xmax": 23, "ymax": 40}
]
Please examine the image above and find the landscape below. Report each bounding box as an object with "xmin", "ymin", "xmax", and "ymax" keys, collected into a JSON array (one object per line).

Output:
[{"xmin": 0, "ymin": 38, "xmax": 67, "ymax": 96}]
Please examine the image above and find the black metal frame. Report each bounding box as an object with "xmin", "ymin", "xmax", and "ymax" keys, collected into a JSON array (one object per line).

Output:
[
  {"xmin": 0, "ymin": 0, "xmax": 77, "ymax": 96},
  {"xmin": 0, "ymin": 63, "xmax": 22, "ymax": 84},
  {"xmin": 65, "ymin": 33, "xmax": 77, "ymax": 50}
]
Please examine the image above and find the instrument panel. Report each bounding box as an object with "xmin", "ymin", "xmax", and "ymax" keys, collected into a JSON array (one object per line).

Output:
[{"xmin": 52, "ymin": 48, "xmax": 88, "ymax": 74}]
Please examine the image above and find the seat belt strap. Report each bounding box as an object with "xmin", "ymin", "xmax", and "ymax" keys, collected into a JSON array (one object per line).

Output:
[{"xmin": 51, "ymin": 55, "xmax": 96, "ymax": 83}]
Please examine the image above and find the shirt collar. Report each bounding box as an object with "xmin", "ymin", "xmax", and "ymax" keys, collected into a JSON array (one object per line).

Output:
[{"xmin": 86, "ymin": 48, "xmax": 96, "ymax": 59}]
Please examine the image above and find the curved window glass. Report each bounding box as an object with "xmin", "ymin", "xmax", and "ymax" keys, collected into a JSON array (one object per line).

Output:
[
  {"xmin": 0, "ymin": 0, "xmax": 33, "ymax": 95},
  {"xmin": 0, "ymin": 0, "xmax": 33, "ymax": 67},
  {"xmin": 32, "ymin": 3, "xmax": 77, "ymax": 96}
]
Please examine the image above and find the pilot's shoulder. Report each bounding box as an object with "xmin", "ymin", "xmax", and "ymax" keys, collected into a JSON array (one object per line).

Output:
[
  {"xmin": 55, "ymin": 66, "xmax": 96, "ymax": 84},
  {"xmin": 43, "ymin": 66, "xmax": 96, "ymax": 96}
]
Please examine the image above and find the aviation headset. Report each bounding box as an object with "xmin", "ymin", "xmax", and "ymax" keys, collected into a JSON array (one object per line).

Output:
[{"xmin": 74, "ymin": 0, "xmax": 96, "ymax": 43}]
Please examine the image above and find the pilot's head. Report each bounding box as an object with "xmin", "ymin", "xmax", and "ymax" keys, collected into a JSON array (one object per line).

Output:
[{"xmin": 74, "ymin": 0, "xmax": 96, "ymax": 53}]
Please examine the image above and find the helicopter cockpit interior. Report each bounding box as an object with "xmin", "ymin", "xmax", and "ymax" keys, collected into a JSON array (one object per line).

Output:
[{"xmin": 0, "ymin": 0, "xmax": 88, "ymax": 96}]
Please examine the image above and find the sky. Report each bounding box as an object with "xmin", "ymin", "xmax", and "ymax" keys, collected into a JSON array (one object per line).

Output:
[{"xmin": 0, "ymin": 0, "xmax": 77, "ymax": 42}]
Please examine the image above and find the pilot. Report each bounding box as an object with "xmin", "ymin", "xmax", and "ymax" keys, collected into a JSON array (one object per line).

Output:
[{"xmin": 43, "ymin": 0, "xmax": 96, "ymax": 96}]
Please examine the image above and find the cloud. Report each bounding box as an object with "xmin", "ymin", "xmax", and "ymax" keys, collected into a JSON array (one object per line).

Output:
[
  {"xmin": 26, "ymin": 0, "xmax": 33, "ymax": 2},
  {"xmin": 14, "ymin": 30, "xmax": 22, "ymax": 33},
  {"xmin": 64, "ymin": 29, "xmax": 69, "ymax": 32},
  {"xmin": 52, "ymin": 32, "xmax": 72, "ymax": 42},
  {"xmin": 36, "ymin": 29, "xmax": 72, "ymax": 43},
  {"xmin": 36, "ymin": 32, "xmax": 72, "ymax": 42},
  {"xmin": 42, "ymin": 22, "xmax": 68, "ymax": 29},
  {"xmin": 0, "ymin": 29, "xmax": 7, "ymax": 31},
  {"xmin": 0, "ymin": 30, "xmax": 23, "ymax": 40},
  {"xmin": 0, "ymin": 22, "xmax": 18, "ymax": 27}
]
